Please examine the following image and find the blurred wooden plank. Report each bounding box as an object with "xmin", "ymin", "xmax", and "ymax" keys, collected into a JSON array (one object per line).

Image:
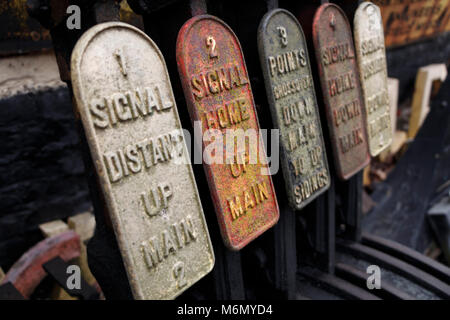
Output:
[
  {"xmin": 388, "ymin": 78, "xmax": 399, "ymax": 136},
  {"xmin": 68, "ymin": 212, "xmax": 97, "ymax": 287},
  {"xmin": 363, "ymin": 166, "xmax": 371, "ymax": 187},
  {"xmin": 39, "ymin": 220, "xmax": 69, "ymax": 238},
  {"xmin": 391, "ymin": 131, "xmax": 408, "ymax": 155},
  {"xmin": 68, "ymin": 211, "xmax": 95, "ymax": 243},
  {"xmin": 408, "ymin": 64, "xmax": 447, "ymax": 138}
]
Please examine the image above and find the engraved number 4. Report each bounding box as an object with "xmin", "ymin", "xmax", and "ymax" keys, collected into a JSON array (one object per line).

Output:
[
  {"xmin": 173, "ymin": 261, "xmax": 187, "ymax": 289},
  {"xmin": 206, "ymin": 36, "xmax": 218, "ymax": 59},
  {"xmin": 277, "ymin": 26, "xmax": 288, "ymax": 47}
]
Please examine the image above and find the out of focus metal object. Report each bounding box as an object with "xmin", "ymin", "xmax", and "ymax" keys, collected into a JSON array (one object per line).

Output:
[
  {"xmin": 0, "ymin": 231, "xmax": 80, "ymax": 299},
  {"xmin": 428, "ymin": 196, "xmax": 450, "ymax": 265},
  {"xmin": 258, "ymin": 8, "xmax": 330, "ymax": 210},
  {"xmin": 312, "ymin": 3, "xmax": 370, "ymax": 180},
  {"xmin": 354, "ymin": 2, "xmax": 392, "ymax": 157},
  {"xmin": 43, "ymin": 256, "xmax": 98, "ymax": 300},
  {"xmin": 71, "ymin": 21, "xmax": 214, "ymax": 299},
  {"xmin": 0, "ymin": 0, "xmax": 52, "ymax": 55},
  {"xmin": 0, "ymin": 231, "xmax": 98, "ymax": 300},
  {"xmin": 177, "ymin": 14, "xmax": 279, "ymax": 250},
  {"xmin": 0, "ymin": 282, "xmax": 25, "ymax": 300},
  {"xmin": 0, "ymin": 1, "xmax": 142, "ymax": 56},
  {"xmin": 362, "ymin": 233, "xmax": 450, "ymax": 283}
]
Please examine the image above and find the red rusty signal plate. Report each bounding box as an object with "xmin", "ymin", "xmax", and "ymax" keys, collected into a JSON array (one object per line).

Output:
[
  {"xmin": 312, "ymin": 4, "xmax": 370, "ymax": 180},
  {"xmin": 177, "ymin": 15, "xmax": 279, "ymax": 250}
]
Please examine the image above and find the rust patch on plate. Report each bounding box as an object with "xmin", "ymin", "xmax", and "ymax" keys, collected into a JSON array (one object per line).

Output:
[
  {"xmin": 312, "ymin": 3, "xmax": 370, "ymax": 180},
  {"xmin": 71, "ymin": 22, "xmax": 214, "ymax": 299},
  {"xmin": 258, "ymin": 9, "xmax": 330, "ymax": 210},
  {"xmin": 354, "ymin": 2, "xmax": 392, "ymax": 157},
  {"xmin": 177, "ymin": 15, "xmax": 279, "ymax": 250}
]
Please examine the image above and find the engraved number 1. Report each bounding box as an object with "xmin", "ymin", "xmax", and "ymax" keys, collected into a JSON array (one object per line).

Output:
[
  {"xmin": 173, "ymin": 261, "xmax": 187, "ymax": 289},
  {"xmin": 206, "ymin": 36, "xmax": 218, "ymax": 59},
  {"xmin": 114, "ymin": 48, "xmax": 127, "ymax": 77}
]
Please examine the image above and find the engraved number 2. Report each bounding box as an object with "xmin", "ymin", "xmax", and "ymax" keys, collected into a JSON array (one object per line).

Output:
[
  {"xmin": 173, "ymin": 261, "xmax": 187, "ymax": 289},
  {"xmin": 277, "ymin": 26, "xmax": 288, "ymax": 47},
  {"xmin": 206, "ymin": 36, "xmax": 218, "ymax": 59}
]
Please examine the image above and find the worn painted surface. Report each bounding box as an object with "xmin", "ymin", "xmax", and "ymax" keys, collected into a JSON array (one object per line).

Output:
[
  {"xmin": 355, "ymin": 2, "xmax": 392, "ymax": 156},
  {"xmin": 313, "ymin": 3, "xmax": 370, "ymax": 180},
  {"xmin": 71, "ymin": 22, "xmax": 214, "ymax": 299},
  {"xmin": 258, "ymin": 9, "xmax": 330, "ymax": 210},
  {"xmin": 0, "ymin": 0, "xmax": 51, "ymax": 55},
  {"xmin": 371, "ymin": 0, "xmax": 450, "ymax": 48},
  {"xmin": 177, "ymin": 15, "xmax": 279, "ymax": 250}
]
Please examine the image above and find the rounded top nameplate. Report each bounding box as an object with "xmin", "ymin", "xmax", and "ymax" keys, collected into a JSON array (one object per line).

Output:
[
  {"xmin": 71, "ymin": 22, "xmax": 214, "ymax": 299},
  {"xmin": 313, "ymin": 4, "xmax": 370, "ymax": 180},
  {"xmin": 354, "ymin": 2, "xmax": 392, "ymax": 156},
  {"xmin": 177, "ymin": 15, "xmax": 279, "ymax": 250},
  {"xmin": 258, "ymin": 9, "xmax": 331, "ymax": 209}
]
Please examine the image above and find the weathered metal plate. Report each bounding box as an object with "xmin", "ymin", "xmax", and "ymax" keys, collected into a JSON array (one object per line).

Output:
[
  {"xmin": 312, "ymin": 3, "xmax": 370, "ymax": 180},
  {"xmin": 371, "ymin": 0, "xmax": 450, "ymax": 48},
  {"xmin": 71, "ymin": 22, "xmax": 214, "ymax": 299},
  {"xmin": 177, "ymin": 15, "xmax": 279, "ymax": 250},
  {"xmin": 354, "ymin": 2, "xmax": 392, "ymax": 157},
  {"xmin": 258, "ymin": 9, "xmax": 330, "ymax": 210}
]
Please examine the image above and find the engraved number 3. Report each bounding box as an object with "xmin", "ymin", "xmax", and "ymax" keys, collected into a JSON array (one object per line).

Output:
[
  {"xmin": 277, "ymin": 26, "xmax": 288, "ymax": 47},
  {"xmin": 173, "ymin": 261, "xmax": 187, "ymax": 289},
  {"xmin": 206, "ymin": 36, "xmax": 218, "ymax": 59}
]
